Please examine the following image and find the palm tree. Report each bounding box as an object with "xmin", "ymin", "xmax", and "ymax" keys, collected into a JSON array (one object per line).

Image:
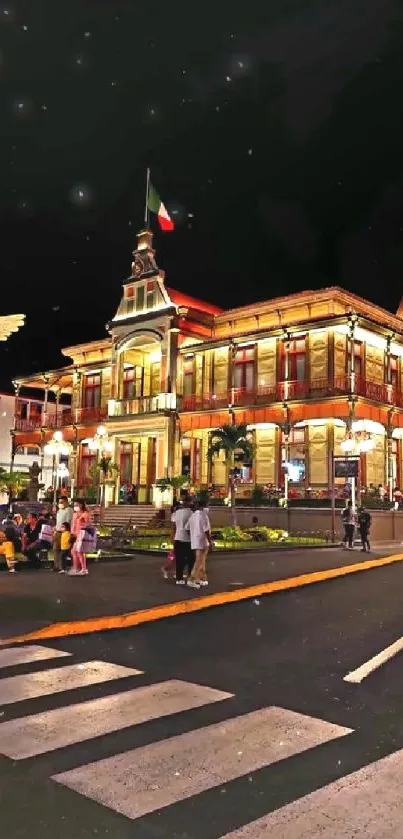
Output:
[{"xmin": 207, "ymin": 423, "xmax": 255, "ymax": 525}]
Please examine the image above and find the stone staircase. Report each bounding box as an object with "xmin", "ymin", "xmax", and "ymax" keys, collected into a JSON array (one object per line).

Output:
[{"xmin": 102, "ymin": 504, "xmax": 158, "ymax": 529}]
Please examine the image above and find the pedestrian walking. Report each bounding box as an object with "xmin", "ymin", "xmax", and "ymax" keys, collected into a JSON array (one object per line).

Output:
[
  {"xmin": 53, "ymin": 498, "xmax": 73, "ymax": 571},
  {"xmin": 170, "ymin": 497, "xmax": 194, "ymax": 585},
  {"xmin": 69, "ymin": 500, "xmax": 92, "ymax": 576},
  {"xmin": 341, "ymin": 500, "xmax": 356, "ymax": 550},
  {"xmin": 186, "ymin": 501, "xmax": 213, "ymax": 589},
  {"xmin": 358, "ymin": 506, "xmax": 371, "ymax": 552}
]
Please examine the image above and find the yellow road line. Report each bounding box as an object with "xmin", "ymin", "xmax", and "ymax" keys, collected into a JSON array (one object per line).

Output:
[{"xmin": 2, "ymin": 552, "xmax": 403, "ymax": 647}]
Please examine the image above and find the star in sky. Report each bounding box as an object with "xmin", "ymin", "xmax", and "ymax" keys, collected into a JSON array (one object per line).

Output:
[{"xmin": 0, "ymin": 0, "xmax": 402, "ymax": 391}]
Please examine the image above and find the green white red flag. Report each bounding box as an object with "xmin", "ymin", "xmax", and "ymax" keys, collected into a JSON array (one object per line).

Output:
[{"xmin": 147, "ymin": 182, "xmax": 174, "ymax": 231}]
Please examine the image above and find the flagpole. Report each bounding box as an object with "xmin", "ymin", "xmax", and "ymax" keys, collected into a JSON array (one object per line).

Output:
[{"xmin": 144, "ymin": 167, "xmax": 150, "ymax": 228}]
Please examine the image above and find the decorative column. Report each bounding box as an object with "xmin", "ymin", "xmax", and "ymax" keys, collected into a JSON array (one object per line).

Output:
[
  {"xmin": 166, "ymin": 327, "xmax": 179, "ymax": 397},
  {"xmin": 228, "ymin": 341, "xmax": 236, "ymax": 409},
  {"xmin": 72, "ymin": 370, "xmax": 82, "ymax": 420},
  {"xmin": 348, "ymin": 314, "xmax": 358, "ymax": 395},
  {"xmin": 385, "ymin": 334, "xmax": 395, "ymax": 406},
  {"xmin": 386, "ymin": 412, "xmax": 394, "ymax": 504},
  {"xmin": 11, "ymin": 381, "xmax": 20, "ymax": 475}
]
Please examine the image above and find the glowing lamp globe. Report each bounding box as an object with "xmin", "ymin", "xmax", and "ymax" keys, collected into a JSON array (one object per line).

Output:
[
  {"xmin": 359, "ymin": 436, "xmax": 375, "ymax": 453},
  {"xmin": 53, "ymin": 431, "xmax": 63, "ymax": 442},
  {"xmin": 97, "ymin": 425, "xmax": 107, "ymax": 436},
  {"xmin": 340, "ymin": 436, "xmax": 355, "ymax": 453}
]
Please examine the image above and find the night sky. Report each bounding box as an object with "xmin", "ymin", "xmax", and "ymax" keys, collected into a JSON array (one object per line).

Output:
[{"xmin": 1, "ymin": 0, "xmax": 403, "ymax": 390}]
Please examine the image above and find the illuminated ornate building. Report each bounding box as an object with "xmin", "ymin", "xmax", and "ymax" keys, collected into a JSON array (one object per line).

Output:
[{"xmin": 12, "ymin": 230, "xmax": 403, "ymax": 504}]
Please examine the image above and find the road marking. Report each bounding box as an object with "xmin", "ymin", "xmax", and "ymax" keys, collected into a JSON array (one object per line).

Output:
[
  {"xmin": 2, "ymin": 552, "xmax": 402, "ymax": 645},
  {"xmin": 0, "ymin": 680, "xmax": 232, "ymax": 759},
  {"xmin": 0, "ymin": 645, "xmax": 71, "ymax": 670},
  {"xmin": 53, "ymin": 706, "xmax": 352, "ymax": 821},
  {"xmin": 344, "ymin": 636, "xmax": 403, "ymax": 683},
  {"xmin": 218, "ymin": 748, "xmax": 403, "ymax": 838},
  {"xmin": 0, "ymin": 660, "xmax": 142, "ymax": 706}
]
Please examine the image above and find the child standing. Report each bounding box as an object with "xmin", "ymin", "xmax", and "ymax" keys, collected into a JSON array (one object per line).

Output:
[
  {"xmin": 0, "ymin": 526, "xmax": 19, "ymax": 573},
  {"xmin": 59, "ymin": 522, "xmax": 72, "ymax": 573}
]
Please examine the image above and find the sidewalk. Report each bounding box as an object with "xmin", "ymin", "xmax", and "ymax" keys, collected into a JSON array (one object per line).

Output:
[{"xmin": 0, "ymin": 545, "xmax": 400, "ymax": 642}]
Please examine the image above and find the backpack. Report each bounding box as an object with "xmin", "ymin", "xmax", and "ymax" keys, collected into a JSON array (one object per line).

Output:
[{"xmin": 342, "ymin": 507, "xmax": 350, "ymax": 523}]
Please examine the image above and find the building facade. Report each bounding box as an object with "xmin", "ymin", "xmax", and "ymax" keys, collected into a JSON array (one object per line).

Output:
[
  {"xmin": 12, "ymin": 230, "xmax": 403, "ymax": 504},
  {"xmin": 0, "ymin": 392, "xmax": 54, "ymax": 486}
]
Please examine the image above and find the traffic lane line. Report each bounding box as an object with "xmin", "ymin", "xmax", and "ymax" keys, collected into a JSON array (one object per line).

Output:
[
  {"xmin": 344, "ymin": 636, "xmax": 403, "ymax": 684},
  {"xmin": 1, "ymin": 552, "xmax": 403, "ymax": 647}
]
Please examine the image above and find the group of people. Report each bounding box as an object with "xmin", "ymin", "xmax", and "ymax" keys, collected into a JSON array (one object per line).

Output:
[
  {"xmin": 0, "ymin": 498, "xmax": 97, "ymax": 574},
  {"xmin": 341, "ymin": 502, "xmax": 371, "ymax": 551},
  {"xmin": 166, "ymin": 497, "xmax": 213, "ymax": 589}
]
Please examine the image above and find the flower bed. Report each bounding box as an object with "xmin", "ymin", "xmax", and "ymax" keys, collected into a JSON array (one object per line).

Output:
[{"xmin": 123, "ymin": 525, "xmax": 328, "ymax": 552}]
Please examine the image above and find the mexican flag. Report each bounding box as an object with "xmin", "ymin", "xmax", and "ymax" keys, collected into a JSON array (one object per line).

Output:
[{"xmin": 147, "ymin": 182, "xmax": 174, "ymax": 231}]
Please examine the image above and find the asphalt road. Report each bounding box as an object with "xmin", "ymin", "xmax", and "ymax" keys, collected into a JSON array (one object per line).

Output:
[
  {"xmin": 0, "ymin": 545, "xmax": 397, "ymax": 638},
  {"xmin": 2, "ymin": 560, "xmax": 403, "ymax": 838}
]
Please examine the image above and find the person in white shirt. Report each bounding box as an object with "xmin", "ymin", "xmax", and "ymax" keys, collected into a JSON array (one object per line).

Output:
[
  {"xmin": 170, "ymin": 498, "xmax": 194, "ymax": 585},
  {"xmin": 186, "ymin": 502, "xmax": 213, "ymax": 589}
]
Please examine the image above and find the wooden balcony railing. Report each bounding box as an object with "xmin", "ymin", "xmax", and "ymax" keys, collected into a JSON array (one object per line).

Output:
[
  {"xmin": 179, "ymin": 376, "xmax": 398, "ymax": 412},
  {"xmin": 14, "ymin": 405, "xmax": 108, "ymax": 432},
  {"xmin": 110, "ymin": 393, "xmax": 177, "ymax": 417}
]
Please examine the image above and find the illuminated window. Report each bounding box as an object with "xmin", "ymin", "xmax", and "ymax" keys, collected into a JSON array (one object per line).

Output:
[
  {"xmin": 234, "ymin": 346, "xmax": 255, "ymax": 391},
  {"xmin": 119, "ymin": 442, "xmax": 132, "ymax": 484},
  {"xmin": 80, "ymin": 443, "xmax": 96, "ymax": 485},
  {"xmin": 281, "ymin": 427, "xmax": 305, "ymax": 482},
  {"xmin": 146, "ymin": 281, "xmax": 155, "ymax": 309},
  {"xmin": 183, "ymin": 357, "xmax": 194, "ymax": 396},
  {"xmin": 389, "ymin": 355, "xmax": 398, "ymax": 388},
  {"xmin": 84, "ymin": 373, "xmax": 101, "ymax": 408},
  {"xmin": 150, "ymin": 362, "xmax": 160, "ymax": 396},
  {"xmin": 136, "ymin": 285, "xmax": 145, "ymax": 310},
  {"xmin": 282, "ymin": 338, "xmax": 306, "ymax": 382},
  {"xmin": 123, "ymin": 366, "xmax": 143, "ymax": 399}
]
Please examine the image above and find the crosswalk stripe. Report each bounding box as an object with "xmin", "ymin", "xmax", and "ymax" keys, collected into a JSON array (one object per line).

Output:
[
  {"xmin": 0, "ymin": 660, "xmax": 142, "ymax": 706},
  {"xmin": 0, "ymin": 645, "xmax": 71, "ymax": 670},
  {"xmin": 218, "ymin": 748, "xmax": 403, "ymax": 838},
  {"xmin": 0, "ymin": 679, "xmax": 232, "ymax": 759},
  {"xmin": 53, "ymin": 706, "xmax": 352, "ymax": 821}
]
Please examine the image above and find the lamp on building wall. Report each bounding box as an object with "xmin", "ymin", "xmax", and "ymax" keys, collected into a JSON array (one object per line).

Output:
[
  {"xmin": 87, "ymin": 425, "xmax": 114, "ymax": 454},
  {"xmin": 340, "ymin": 431, "xmax": 375, "ymax": 454}
]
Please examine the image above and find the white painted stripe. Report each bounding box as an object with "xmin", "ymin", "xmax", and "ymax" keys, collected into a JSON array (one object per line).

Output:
[
  {"xmin": 219, "ymin": 748, "xmax": 403, "ymax": 838},
  {"xmin": 0, "ymin": 660, "xmax": 142, "ymax": 706},
  {"xmin": 0, "ymin": 680, "xmax": 232, "ymax": 759},
  {"xmin": 344, "ymin": 636, "xmax": 403, "ymax": 683},
  {"xmin": 54, "ymin": 707, "xmax": 352, "ymax": 821},
  {"xmin": 0, "ymin": 645, "xmax": 71, "ymax": 670}
]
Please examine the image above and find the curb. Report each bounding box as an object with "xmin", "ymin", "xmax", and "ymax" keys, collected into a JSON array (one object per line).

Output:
[{"xmin": 1, "ymin": 552, "xmax": 403, "ymax": 647}]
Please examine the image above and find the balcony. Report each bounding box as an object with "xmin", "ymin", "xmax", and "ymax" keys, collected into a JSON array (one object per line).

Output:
[
  {"xmin": 14, "ymin": 405, "xmax": 108, "ymax": 432},
  {"xmin": 109, "ymin": 393, "xmax": 177, "ymax": 417},
  {"xmin": 179, "ymin": 376, "xmax": 398, "ymax": 412}
]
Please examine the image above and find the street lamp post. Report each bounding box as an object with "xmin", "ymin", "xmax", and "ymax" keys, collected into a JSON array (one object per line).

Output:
[
  {"xmin": 87, "ymin": 425, "xmax": 114, "ymax": 522},
  {"xmin": 43, "ymin": 431, "xmax": 72, "ymax": 503}
]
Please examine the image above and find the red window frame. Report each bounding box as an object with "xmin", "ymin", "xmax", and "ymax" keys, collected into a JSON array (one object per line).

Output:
[
  {"xmin": 183, "ymin": 357, "xmax": 194, "ymax": 396},
  {"xmin": 79, "ymin": 443, "xmax": 97, "ymax": 485},
  {"xmin": 234, "ymin": 346, "xmax": 255, "ymax": 391},
  {"xmin": 389, "ymin": 355, "xmax": 398, "ymax": 388},
  {"xmin": 83, "ymin": 374, "xmax": 101, "ymax": 408},
  {"xmin": 122, "ymin": 366, "xmax": 143, "ymax": 399},
  {"xmin": 280, "ymin": 338, "xmax": 306, "ymax": 381},
  {"xmin": 119, "ymin": 442, "xmax": 133, "ymax": 484}
]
